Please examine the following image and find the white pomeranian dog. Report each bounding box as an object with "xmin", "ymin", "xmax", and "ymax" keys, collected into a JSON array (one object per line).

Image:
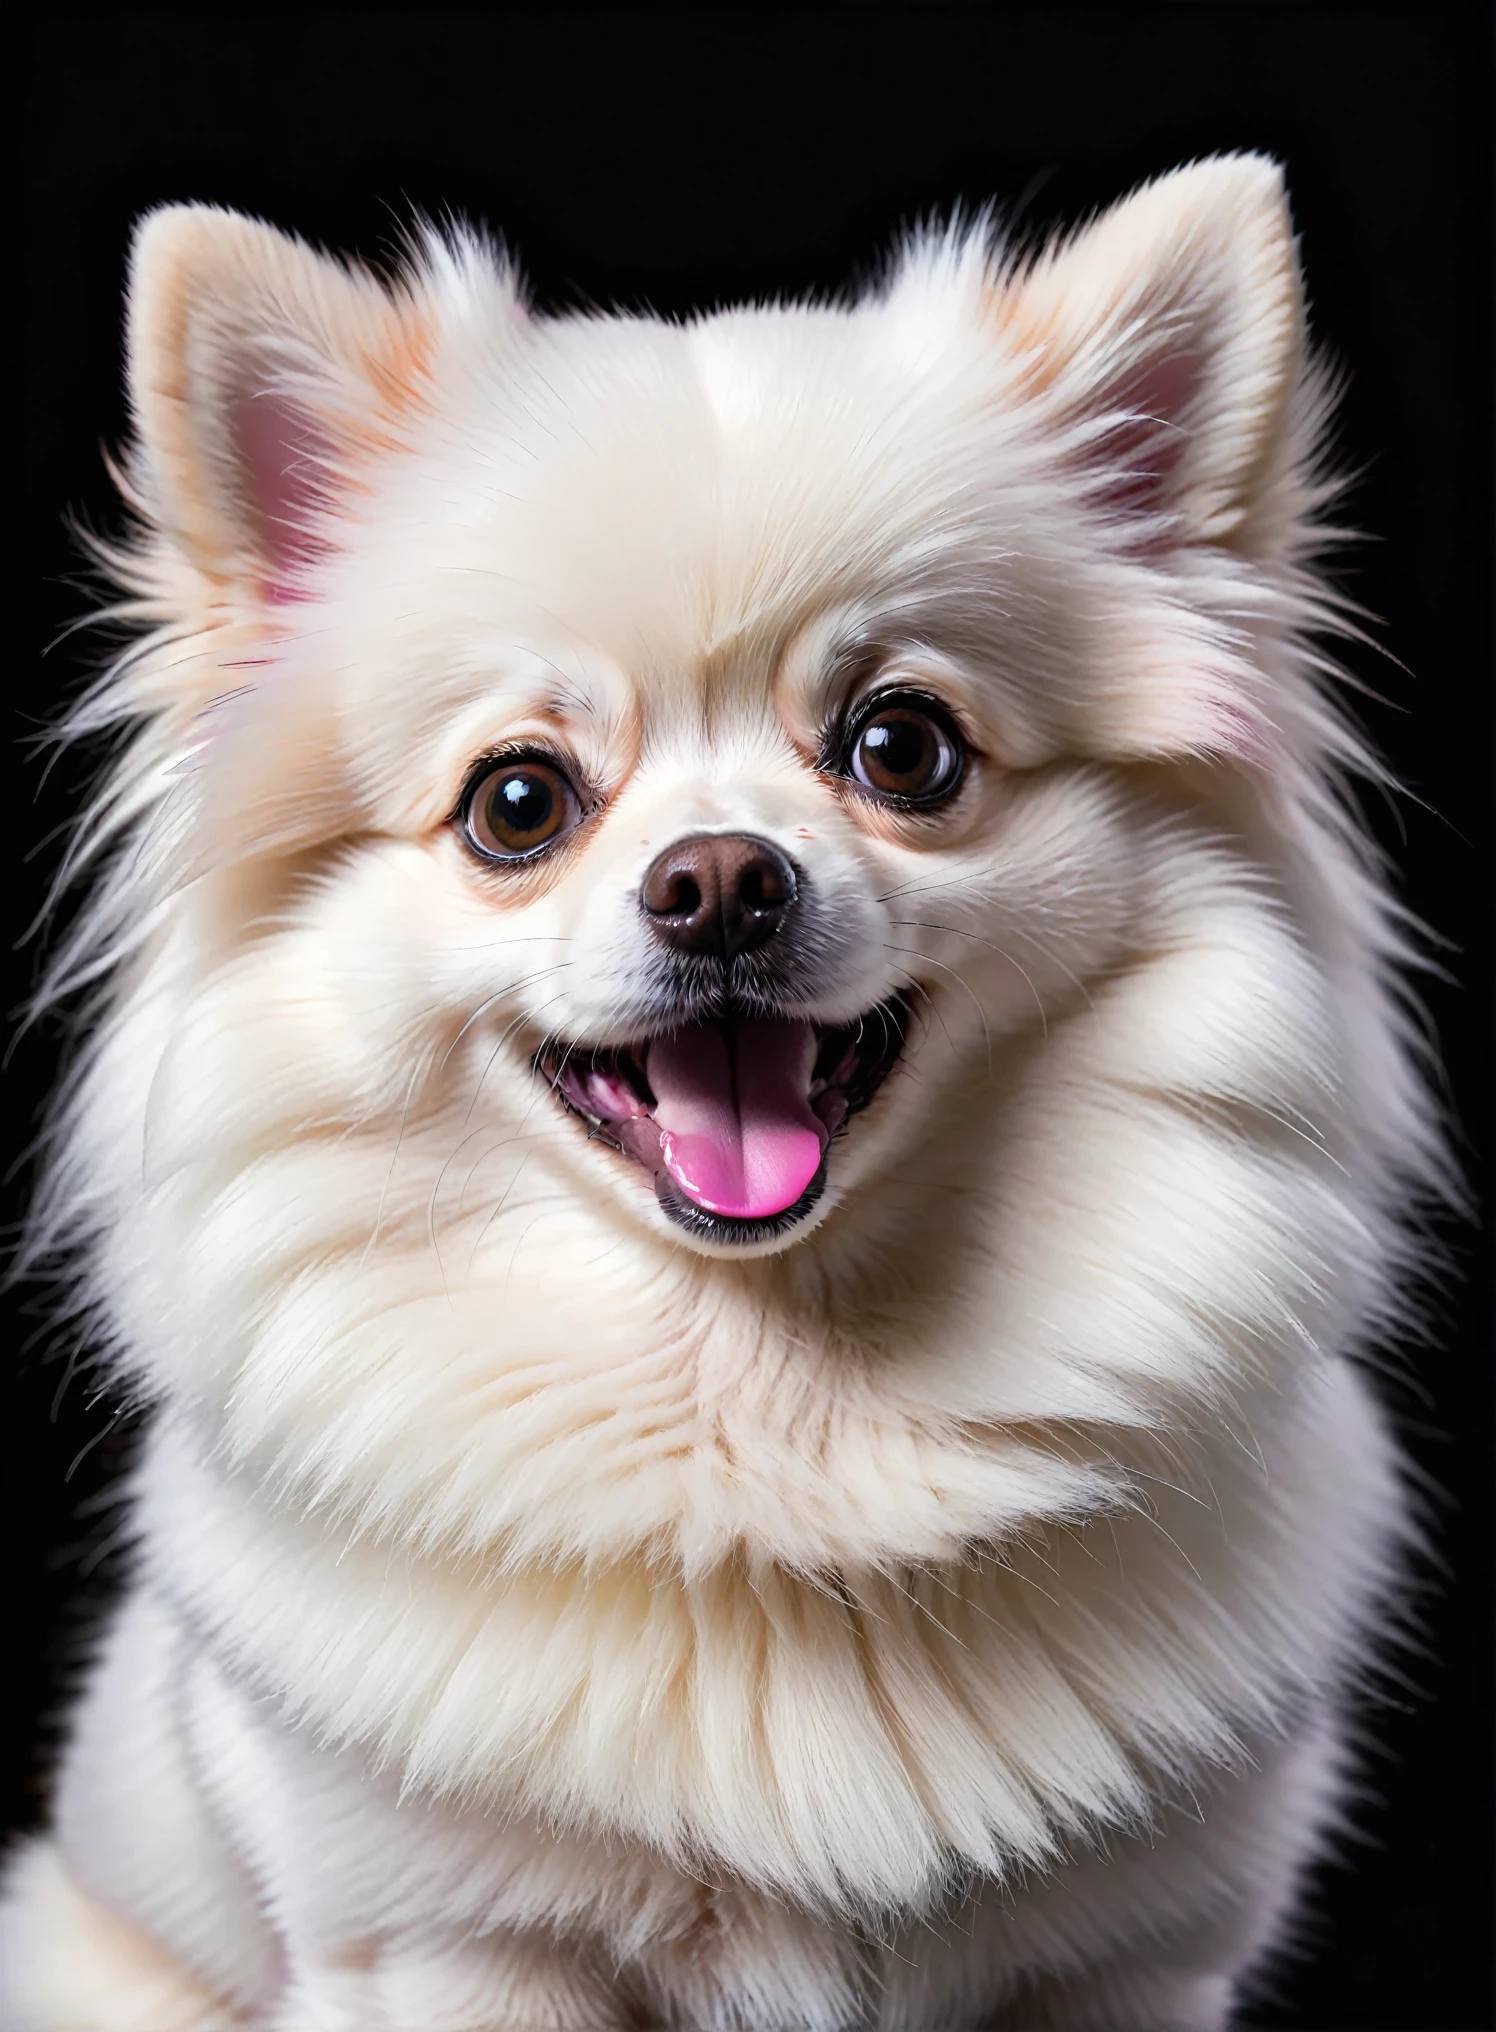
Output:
[{"xmin": 1, "ymin": 155, "xmax": 1445, "ymax": 2030}]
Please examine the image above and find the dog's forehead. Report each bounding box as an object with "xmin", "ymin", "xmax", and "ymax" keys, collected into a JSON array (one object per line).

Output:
[{"xmin": 353, "ymin": 294, "xmax": 1016, "ymax": 719}]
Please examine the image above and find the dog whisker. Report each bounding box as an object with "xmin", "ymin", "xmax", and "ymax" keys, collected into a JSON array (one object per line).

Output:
[
  {"xmin": 364, "ymin": 1056, "xmax": 428, "ymax": 1263},
  {"xmin": 888, "ymin": 918, "xmax": 1050, "ymax": 1040},
  {"xmin": 442, "ymin": 959, "xmax": 576, "ymax": 1080},
  {"xmin": 881, "ymin": 943, "xmax": 998, "ymax": 1070}
]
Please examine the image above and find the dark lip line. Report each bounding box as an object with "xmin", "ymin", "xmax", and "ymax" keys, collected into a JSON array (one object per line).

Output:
[
  {"xmin": 653, "ymin": 1151, "xmax": 833, "ymax": 1244},
  {"xmin": 533, "ymin": 992, "xmax": 912, "ymax": 1240}
]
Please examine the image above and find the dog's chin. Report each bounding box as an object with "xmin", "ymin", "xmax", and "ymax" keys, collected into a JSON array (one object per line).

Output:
[{"xmin": 537, "ymin": 994, "xmax": 911, "ymax": 1253}]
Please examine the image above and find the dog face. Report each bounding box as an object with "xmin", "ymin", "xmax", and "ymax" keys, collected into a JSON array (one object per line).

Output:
[
  {"xmin": 279, "ymin": 350, "xmax": 1151, "ymax": 1262},
  {"xmin": 106, "ymin": 162, "xmax": 1301, "ymax": 1278}
]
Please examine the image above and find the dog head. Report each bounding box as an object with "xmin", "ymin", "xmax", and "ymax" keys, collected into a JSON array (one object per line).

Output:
[{"xmin": 99, "ymin": 157, "xmax": 1309, "ymax": 1269}]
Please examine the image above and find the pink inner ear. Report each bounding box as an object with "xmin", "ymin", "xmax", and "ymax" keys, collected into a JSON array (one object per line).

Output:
[
  {"xmin": 235, "ymin": 389, "xmax": 332, "ymax": 600},
  {"xmin": 1093, "ymin": 344, "xmax": 1202, "ymax": 523}
]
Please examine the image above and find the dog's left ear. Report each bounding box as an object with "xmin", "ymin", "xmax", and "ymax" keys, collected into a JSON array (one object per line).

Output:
[
  {"xmin": 1004, "ymin": 154, "xmax": 1306, "ymax": 555},
  {"xmin": 125, "ymin": 207, "xmax": 512, "ymax": 604}
]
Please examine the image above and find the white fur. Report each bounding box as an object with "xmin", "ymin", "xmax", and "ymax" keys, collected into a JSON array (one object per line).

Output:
[{"xmin": 1, "ymin": 157, "xmax": 1444, "ymax": 2029}]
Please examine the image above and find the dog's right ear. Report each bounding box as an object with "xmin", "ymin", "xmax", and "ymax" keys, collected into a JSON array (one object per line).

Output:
[{"xmin": 126, "ymin": 206, "xmax": 465, "ymax": 603}]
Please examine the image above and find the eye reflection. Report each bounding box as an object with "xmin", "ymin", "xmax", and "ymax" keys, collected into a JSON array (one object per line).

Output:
[
  {"xmin": 844, "ymin": 696, "xmax": 965, "ymax": 805},
  {"xmin": 462, "ymin": 757, "xmax": 581, "ymax": 861}
]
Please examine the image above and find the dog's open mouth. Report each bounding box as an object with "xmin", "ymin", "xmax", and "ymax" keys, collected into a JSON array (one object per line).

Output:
[{"xmin": 538, "ymin": 995, "xmax": 910, "ymax": 1242}]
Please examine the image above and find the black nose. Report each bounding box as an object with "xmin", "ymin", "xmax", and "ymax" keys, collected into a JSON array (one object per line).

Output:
[{"xmin": 640, "ymin": 833, "xmax": 798, "ymax": 961}]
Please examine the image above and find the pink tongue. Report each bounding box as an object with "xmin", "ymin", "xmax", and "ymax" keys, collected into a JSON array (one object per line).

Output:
[{"xmin": 646, "ymin": 1021, "xmax": 825, "ymax": 1220}]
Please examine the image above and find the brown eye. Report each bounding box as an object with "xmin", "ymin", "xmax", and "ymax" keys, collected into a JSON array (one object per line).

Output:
[
  {"xmin": 846, "ymin": 697, "xmax": 965, "ymax": 805},
  {"xmin": 462, "ymin": 757, "xmax": 580, "ymax": 861}
]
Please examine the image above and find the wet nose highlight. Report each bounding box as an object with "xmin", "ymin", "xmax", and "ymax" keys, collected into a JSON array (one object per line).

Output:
[{"xmin": 641, "ymin": 834, "xmax": 798, "ymax": 962}]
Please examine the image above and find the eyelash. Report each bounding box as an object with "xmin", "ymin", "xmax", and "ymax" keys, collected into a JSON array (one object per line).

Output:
[
  {"xmin": 817, "ymin": 686, "xmax": 954, "ymax": 774},
  {"xmin": 452, "ymin": 747, "xmax": 567, "ymax": 813}
]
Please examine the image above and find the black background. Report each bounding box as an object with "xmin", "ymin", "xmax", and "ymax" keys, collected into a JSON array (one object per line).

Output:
[{"xmin": 17, "ymin": 10, "xmax": 1494, "ymax": 2028}]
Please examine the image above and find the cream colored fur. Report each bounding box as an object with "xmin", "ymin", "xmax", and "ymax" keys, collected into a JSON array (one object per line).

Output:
[{"xmin": 1, "ymin": 157, "xmax": 1442, "ymax": 2029}]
